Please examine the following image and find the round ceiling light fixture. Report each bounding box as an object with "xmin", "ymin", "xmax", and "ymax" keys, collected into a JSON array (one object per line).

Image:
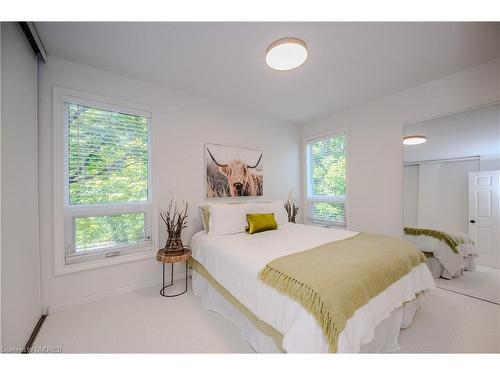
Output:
[
  {"xmin": 403, "ymin": 135, "xmax": 427, "ymax": 145},
  {"xmin": 265, "ymin": 37, "xmax": 308, "ymax": 71}
]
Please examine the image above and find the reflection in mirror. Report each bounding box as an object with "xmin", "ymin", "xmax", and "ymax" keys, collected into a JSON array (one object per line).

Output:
[{"xmin": 403, "ymin": 103, "xmax": 500, "ymax": 304}]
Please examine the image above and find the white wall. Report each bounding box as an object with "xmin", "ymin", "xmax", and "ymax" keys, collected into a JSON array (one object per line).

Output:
[
  {"xmin": 301, "ymin": 58, "xmax": 500, "ymax": 237},
  {"xmin": 403, "ymin": 103, "xmax": 500, "ymax": 163},
  {"xmin": 480, "ymin": 154, "xmax": 500, "ymax": 171},
  {"xmin": 1, "ymin": 23, "xmax": 41, "ymax": 349},
  {"xmin": 38, "ymin": 57, "xmax": 301, "ymax": 312}
]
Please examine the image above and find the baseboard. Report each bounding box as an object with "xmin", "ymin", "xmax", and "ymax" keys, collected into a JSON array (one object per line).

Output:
[{"xmin": 48, "ymin": 270, "xmax": 189, "ymax": 314}]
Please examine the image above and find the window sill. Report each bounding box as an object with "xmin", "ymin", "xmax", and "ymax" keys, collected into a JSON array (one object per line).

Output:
[
  {"xmin": 54, "ymin": 247, "xmax": 155, "ymax": 276},
  {"xmin": 307, "ymin": 219, "xmax": 346, "ymax": 229}
]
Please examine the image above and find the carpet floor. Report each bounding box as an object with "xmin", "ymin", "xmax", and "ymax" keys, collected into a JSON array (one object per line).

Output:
[
  {"xmin": 34, "ymin": 284, "xmax": 500, "ymax": 353},
  {"xmin": 435, "ymin": 265, "xmax": 500, "ymax": 305}
]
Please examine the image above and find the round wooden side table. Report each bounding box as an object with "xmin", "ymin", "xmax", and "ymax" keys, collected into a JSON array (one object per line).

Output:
[{"xmin": 156, "ymin": 248, "xmax": 192, "ymax": 297}]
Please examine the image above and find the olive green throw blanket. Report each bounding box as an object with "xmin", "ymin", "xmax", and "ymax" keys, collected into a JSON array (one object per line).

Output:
[
  {"xmin": 258, "ymin": 233, "xmax": 426, "ymax": 353},
  {"xmin": 403, "ymin": 226, "xmax": 474, "ymax": 254}
]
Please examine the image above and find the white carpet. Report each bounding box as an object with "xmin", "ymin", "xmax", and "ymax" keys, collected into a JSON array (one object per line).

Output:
[
  {"xmin": 34, "ymin": 284, "xmax": 500, "ymax": 353},
  {"xmin": 398, "ymin": 288, "xmax": 500, "ymax": 353},
  {"xmin": 435, "ymin": 265, "xmax": 500, "ymax": 304},
  {"xmin": 35, "ymin": 285, "xmax": 254, "ymax": 353}
]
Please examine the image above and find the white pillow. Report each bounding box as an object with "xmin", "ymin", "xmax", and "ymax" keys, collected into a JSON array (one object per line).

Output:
[
  {"xmin": 208, "ymin": 203, "xmax": 253, "ymax": 236},
  {"xmin": 251, "ymin": 200, "xmax": 288, "ymax": 226}
]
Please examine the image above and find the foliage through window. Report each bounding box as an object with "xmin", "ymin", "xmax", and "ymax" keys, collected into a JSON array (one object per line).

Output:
[
  {"xmin": 64, "ymin": 100, "xmax": 152, "ymax": 263},
  {"xmin": 306, "ymin": 133, "xmax": 346, "ymax": 225}
]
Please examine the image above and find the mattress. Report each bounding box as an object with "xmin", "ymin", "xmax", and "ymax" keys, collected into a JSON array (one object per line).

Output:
[{"xmin": 191, "ymin": 223, "xmax": 435, "ymax": 353}]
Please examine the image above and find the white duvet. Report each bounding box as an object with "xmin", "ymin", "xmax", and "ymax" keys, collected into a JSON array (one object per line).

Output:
[{"xmin": 191, "ymin": 223, "xmax": 435, "ymax": 353}]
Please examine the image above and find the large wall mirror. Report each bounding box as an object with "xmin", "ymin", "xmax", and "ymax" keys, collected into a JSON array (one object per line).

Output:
[{"xmin": 403, "ymin": 103, "xmax": 500, "ymax": 304}]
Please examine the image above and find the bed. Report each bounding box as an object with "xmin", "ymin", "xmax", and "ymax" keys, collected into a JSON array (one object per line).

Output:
[
  {"xmin": 190, "ymin": 206, "xmax": 435, "ymax": 353},
  {"xmin": 403, "ymin": 227, "xmax": 477, "ymax": 279}
]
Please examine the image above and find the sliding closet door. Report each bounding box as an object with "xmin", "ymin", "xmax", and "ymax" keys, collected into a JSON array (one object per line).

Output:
[
  {"xmin": 417, "ymin": 160, "xmax": 480, "ymax": 234},
  {"xmin": 1, "ymin": 22, "xmax": 41, "ymax": 349}
]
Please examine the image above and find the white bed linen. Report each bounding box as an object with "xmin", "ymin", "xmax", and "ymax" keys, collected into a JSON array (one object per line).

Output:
[
  {"xmin": 404, "ymin": 234, "xmax": 477, "ymax": 278},
  {"xmin": 191, "ymin": 223, "xmax": 436, "ymax": 353},
  {"xmin": 192, "ymin": 270, "xmax": 423, "ymax": 353}
]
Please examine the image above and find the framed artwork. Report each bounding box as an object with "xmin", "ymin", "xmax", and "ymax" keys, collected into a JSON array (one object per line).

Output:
[{"xmin": 205, "ymin": 143, "xmax": 263, "ymax": 197}]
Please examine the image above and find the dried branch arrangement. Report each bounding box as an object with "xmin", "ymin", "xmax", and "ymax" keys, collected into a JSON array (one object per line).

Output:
[
  {"xmin": 160, "ymin": 200, "xmax": 189, "ymax": 252},
  {"xmin": 284, "ymin": 200, "xmax": 299, "ymax": 223}
]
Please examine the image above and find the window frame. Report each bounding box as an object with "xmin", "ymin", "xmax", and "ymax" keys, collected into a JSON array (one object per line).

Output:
[
  {"xmin": 304, "ymin": 130, "xmax": 349, "ymax": 228},
  {"xmin": 53, "ymin": 87, "xmax": 158, "ymax": 275}
]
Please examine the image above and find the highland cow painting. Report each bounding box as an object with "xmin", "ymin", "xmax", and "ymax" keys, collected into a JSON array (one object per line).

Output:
[{"xmin": 205, "ymin": 144, "xmax": 263, "ymax": 197}]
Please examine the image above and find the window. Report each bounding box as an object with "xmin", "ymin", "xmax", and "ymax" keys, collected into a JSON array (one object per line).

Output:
[
  {"xmin": 54, "ymin": 89, "xmax": 154, "ymax": 271},
  {"xmin": 306, "ymin": 132, "xmax": 347, "ymax": 226}
]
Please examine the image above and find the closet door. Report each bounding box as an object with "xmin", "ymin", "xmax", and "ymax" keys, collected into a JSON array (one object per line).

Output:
[{"xmin": 469, "ymin": 170, "xmax": 500, "ymax": 268}]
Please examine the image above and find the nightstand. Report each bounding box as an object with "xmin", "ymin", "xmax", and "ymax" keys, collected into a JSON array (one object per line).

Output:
[{"xmin": 156, "ymin": 248, "xmax": 192, "ymax": 297}]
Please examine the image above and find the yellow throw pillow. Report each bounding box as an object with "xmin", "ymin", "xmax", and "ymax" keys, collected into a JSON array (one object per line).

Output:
[{"xmin": 246, "ymin": 213, "xmax": 278, "ymax": 234}]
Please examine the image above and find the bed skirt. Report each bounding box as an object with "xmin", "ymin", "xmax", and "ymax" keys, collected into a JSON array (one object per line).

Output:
[
  {"xmin": 191, "ymin": 268, "xmax": 423, "ymax": 353},
  {"xmin": 426, "ymin": 255, "xmax": 477, "ymax": 279}
]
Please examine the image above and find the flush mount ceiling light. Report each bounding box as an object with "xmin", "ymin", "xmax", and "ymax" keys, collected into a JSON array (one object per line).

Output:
[
  {"xmin": 265, "ymin": 37, "xmax": 308, "ymax": 71},
  {"xmin": 403, "ymin": 135, "xmax": 427, "ymax": 145}
]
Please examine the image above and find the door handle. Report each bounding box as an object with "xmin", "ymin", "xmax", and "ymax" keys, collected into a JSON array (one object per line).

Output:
[{"xmin": 470, "ymin": 220, "xmax": 476, "ymax": 224}]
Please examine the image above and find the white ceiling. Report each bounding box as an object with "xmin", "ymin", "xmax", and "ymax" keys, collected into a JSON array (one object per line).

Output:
[
  {"xmin": 35, "ymin": 22, "xmax": 500, "ymax": 124},
  {"xmin": 404, "ymin": 103, "xmax": 500, "ymax": 163}
]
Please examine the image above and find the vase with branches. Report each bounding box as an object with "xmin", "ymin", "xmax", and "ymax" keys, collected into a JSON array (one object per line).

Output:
[
  {"xmin": 284, "ymin": 200, "xmax": 299, "ymax": 223},
  {"xmin": 160, "ymin": 199, "xmax": 188, "ymax": 255}
]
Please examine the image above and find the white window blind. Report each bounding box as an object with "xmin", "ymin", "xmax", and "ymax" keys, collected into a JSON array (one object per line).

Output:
[
  {"xmin": 64, "ymin": 100, "xmax": 152, "ymax": 264},
  {"xmin": 306, "ymin": 133, "xmax": 347, "ymax": 226}
]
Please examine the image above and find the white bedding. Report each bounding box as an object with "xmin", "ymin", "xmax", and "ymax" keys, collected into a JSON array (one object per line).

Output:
[
  {"xmin": 404, "ymin": 234, "xmax": 477, "ymax": 278},
  {"xmin": 191, "ymin": 223, "xmax": 435, "ymax": 353}
]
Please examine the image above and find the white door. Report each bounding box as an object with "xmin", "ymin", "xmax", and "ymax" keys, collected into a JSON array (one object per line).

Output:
[{"xmin": 468, "ymin": 170, "xmax": 500, "ymax": 268}]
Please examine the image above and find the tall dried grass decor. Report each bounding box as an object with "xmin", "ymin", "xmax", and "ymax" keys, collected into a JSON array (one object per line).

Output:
[
  {"xmin": 160, "ymin": 200, "xmax": 188, "ymax": 255},
  {"xmin": 284, "ymin": 200, "xmax": 299, "ymax": 223},
  {"xmin": 284, "ymin": 190, "xmax": 299, "ymax": 223}
]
